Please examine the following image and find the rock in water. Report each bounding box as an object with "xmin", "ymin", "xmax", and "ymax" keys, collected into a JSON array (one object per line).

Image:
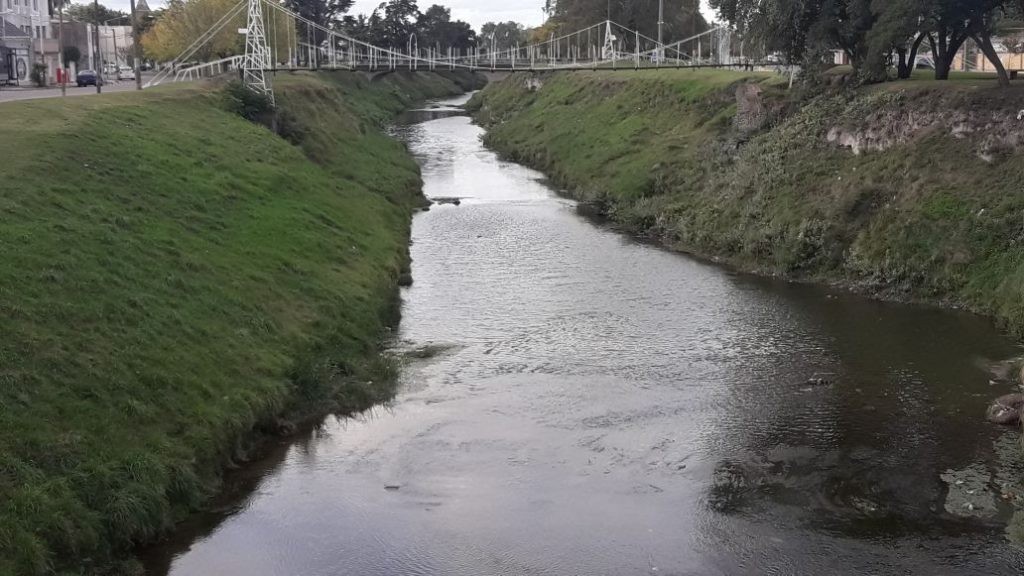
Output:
[{"xmin": 986, "ymin": 393, "xmax": 1024, "ymax": 425}]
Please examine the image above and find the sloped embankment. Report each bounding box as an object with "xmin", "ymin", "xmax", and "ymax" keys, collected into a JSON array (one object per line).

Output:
[
  {"xmin": 470, "ymin": 71, "xmax": 1024, "ymax": 334},
  {"xmin": 0, "ymin": 70, "xmax": 480, "ymax": 575}
]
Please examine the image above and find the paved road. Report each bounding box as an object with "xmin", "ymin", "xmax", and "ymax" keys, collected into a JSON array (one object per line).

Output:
[{"xmin": 0, "ymin": 81, "xmax": 146, "ymax": 103}]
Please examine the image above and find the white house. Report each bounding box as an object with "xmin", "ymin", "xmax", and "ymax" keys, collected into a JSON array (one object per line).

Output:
[{"xmin": 1, "ymin": 0, "xmax": 59, "ymax": 84}]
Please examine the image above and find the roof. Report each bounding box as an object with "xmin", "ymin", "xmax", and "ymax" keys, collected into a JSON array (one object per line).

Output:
[
  {"xmin": 1, "ymin": 18, "xmax": 30, "ymax": 40},
  {"xmin": 135, "ymin": 0, "xmax": 151, "ymax": 14}
]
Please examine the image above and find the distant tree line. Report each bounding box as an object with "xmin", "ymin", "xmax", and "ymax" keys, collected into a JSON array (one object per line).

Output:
[
  {"xmin": 342, "ymin": 1, "xmax": 476, "ymax": 51},
  {"xmin": 709, "ymin": 0, "xmax": 1024, "ymax": 86},
  {"xmin": 543, "ymin": 0, "xmax": 709, "ymax": 43}
]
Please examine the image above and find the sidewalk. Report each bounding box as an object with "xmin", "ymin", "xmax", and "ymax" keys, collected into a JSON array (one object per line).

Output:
[{"xmin": 0, "ymin": 77, "xmax": 151, "ymax": 104}]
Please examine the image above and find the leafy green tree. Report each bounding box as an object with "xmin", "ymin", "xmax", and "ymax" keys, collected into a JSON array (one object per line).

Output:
[
  {"xmin": 62, "ymin": 45, "xmax": 81, "ymax": 66},
  {"xmin": 65, "ymin": 1, "xmax": 127, "ymax": 23},
  {"xmin": 416, "ymin": 5, "xmax": 475, "ymax": 51},
  {"xmin": 866, "ymin": 0, "xmax": 930, "ymax": 79},
  {"xmin": 480, "ymin": 21, "xmax": 528, "ymax": 51},
  {"xmin": 548, "ymin": 0, "xmax": 707, "ymax": 45},
  {"xmin": 284, "ymin": 0, "xmax": 353, "ymax": 65},
  {"xmin": 378, "ymin": 0, "xmax": 420, "ymax": 47},
  {"xmin": 964, "ymin": 0, "xmax": 1015, "ymax": 86},
  {"xmin": 918, "ymin": 0, "xmax": 1012, "ymax": 82},
  {"xmin": 712, "ymin": 0, "xmax": 1015, "ymax": 84},
  {"xmin": 709, "ymin": 0, "xmax": 821, "ymax": 64}
]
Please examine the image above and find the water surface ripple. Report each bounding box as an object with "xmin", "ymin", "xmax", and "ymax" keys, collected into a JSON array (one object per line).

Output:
[{"xmin": 144, "ymin": 95, "xmax": 1024, "ymax": 576}]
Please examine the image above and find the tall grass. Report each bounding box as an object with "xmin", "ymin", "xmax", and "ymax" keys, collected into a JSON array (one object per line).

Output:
[
  {"xmin": 471, "ymin": 71, "xmax": 1024, "ymax": 334},
  {"xmin": 0, "ymin": 70, "xmax": 480, "ymax": 575}
]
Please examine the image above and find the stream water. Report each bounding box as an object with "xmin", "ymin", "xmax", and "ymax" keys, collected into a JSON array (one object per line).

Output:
[{"xmin": 142, "ymin": 94, "xmax": 1024, "ymax": 575}]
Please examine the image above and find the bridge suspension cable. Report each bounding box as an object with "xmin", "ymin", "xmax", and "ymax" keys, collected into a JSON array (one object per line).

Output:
[{"xmin": 149, "ymin": 0, "xmax": 748, "ymax": 101}]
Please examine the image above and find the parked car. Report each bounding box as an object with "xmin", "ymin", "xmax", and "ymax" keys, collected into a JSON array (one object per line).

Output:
[
  {"xmin": 75, "ymin": 70, "xmax": 103, "ymax": 87},
  {"xmin": 117, "ymin": 67, "xmax": 136, "ymax": 81}
]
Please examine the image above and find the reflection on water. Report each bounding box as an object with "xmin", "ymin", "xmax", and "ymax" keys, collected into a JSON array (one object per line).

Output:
[{"xmin": 142, "ymin": 93, "xmax": 1024, "ymax": 575}]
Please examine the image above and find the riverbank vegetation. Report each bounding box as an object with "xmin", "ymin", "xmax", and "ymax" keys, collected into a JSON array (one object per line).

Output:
[
  {"xmin": 0, "ymin": 70, "xmax": 480, "ymax": 575},
  {"xmin": 470, "ymin": 70, "xmax": 1024, "ymax": 334},
  {"xmin": 710, "ymin": 0, "xmax": 1024, "ymax": 86}
]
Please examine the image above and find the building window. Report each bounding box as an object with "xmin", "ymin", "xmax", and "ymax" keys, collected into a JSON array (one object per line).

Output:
[{"xmin": 32, "ymin": 0, "xmax": 37, "ymax": 11}]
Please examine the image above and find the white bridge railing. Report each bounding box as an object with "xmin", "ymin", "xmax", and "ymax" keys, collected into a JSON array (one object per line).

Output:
[{"xmin": 163, "ymin": 55, "xmax": 244, "ymax": 85}]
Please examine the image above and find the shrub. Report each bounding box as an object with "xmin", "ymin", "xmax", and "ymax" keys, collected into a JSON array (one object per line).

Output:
[
  {"xmin": 222, "ymin": 81, "xmax": 274, "ymax": 125},
  {"xmin": 62, "ymin": 46, "xmax": 81, "ymax": 67},
  {"xmin": 273, "ymin": 108, "xmax": 305, "ymax": 145},
  {"xmin": 30, "ymin": 63, "xmax": 47, "ymax": 87}
]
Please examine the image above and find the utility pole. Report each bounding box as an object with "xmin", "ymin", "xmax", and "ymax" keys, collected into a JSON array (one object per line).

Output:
[
  {"xmin": 27, "ymin": 14, "xmax": 35, "ymax": 78},
  {"xmin": 93, "ymin": 0, "xmax": 101, "ymax": 93},
  {"xmin": 110, "ymin": 27, "xmax": 118, "ymax": 69},
  {"xmin": 58, "ymin": 1, "xmax": 65, "ymax": 96},
  {"xmin": 129, "ymin": 0, "xmax": 145, "ymax": 90},
  {"xmin": 657, "ymin": 0, "xmax": 664, "ymax": 62}
]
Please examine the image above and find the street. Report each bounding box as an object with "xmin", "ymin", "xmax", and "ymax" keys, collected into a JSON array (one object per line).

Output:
[{"xmin": 0, "ymin": 80, "xmax": 148, "ymax": 103}]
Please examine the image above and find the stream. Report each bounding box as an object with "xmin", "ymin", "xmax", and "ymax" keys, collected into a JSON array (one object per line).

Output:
[{"xmin": 142, "ymin": 93, "xmax": 1024, "ymax": 575}]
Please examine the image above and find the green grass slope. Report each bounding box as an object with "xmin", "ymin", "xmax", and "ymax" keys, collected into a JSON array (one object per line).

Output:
[
  {"xmin": 0, "ymin": 70, "xmax": 478, "ymax": 575},
  {"xmin": 470, "ymin": 71, "xmax": 1024, "ymax": 335}
]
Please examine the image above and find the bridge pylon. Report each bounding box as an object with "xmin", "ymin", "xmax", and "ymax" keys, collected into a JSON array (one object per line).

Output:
[{"xmin": 242, "ymin": 0, "xmax": 274, "ymax": 106}]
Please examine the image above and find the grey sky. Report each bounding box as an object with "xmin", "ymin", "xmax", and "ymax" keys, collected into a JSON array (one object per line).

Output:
[
  {"xmin": 348, "ymin": 0, "xmax": 717, "ymax": 29},
  {"xmin": 101, "ymin": 0, "xmax": 716, "ymax": 32}
]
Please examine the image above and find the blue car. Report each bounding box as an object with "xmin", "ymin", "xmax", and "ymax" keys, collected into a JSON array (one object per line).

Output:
[{"xmin": 75, "ymin": 70, "xmax": 104, "ymax": 87}]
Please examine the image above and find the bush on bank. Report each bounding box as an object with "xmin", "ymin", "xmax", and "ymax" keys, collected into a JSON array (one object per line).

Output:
[
  {"xmin": 0, "ymin": 70, "xmax": 480, "ymax": 575},
  {"xmin": 470, "ymin": 71, "xmax": 1024, "ymax": 335}
]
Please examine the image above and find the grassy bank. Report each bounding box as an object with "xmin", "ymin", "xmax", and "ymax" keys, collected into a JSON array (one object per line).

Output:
[
  {"xmin": 470, "ymin": 70, "xmax": 1024, "ymax": 334},
  {"xmin": 0, "ymin": 70, "xmax": 480, "ymax": 575}
]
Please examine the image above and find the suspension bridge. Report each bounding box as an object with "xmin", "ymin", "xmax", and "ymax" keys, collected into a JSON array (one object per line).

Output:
[{"xmin": 147, "ymin": 0, "xmax": 753, "ymax": 105}]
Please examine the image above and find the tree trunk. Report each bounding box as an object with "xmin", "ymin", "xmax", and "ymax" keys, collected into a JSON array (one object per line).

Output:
[
  {"xmin": 898, "ymin": 32, "xmax": 926, "ymax": 80},
  {"xmin": 974, "ymin": 32, "xmax": 1011, "ymax": 87},
  {"xmin": 930, "ymin": 29, "xmax": 968, "ymax": 81},
  {"xmin": 897, "ymin": 47, "xmax": 910, "ymax": 79}
]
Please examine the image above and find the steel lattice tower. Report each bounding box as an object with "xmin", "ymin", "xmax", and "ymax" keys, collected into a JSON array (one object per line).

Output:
[
  {"xmin": 601, "ymin": 20, "xmax": 616, "ymax": 61},
  {"xmin": 243, "ymin": 0, "xmax": 275, "ymax": 106}
]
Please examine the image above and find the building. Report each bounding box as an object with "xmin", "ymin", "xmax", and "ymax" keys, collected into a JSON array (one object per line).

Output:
[
  {"xmin": 1, "ymin": 0, "xmax": 59, "ymax": 84},
  {"xmin": 54, "ymin": 21, "xmax": 136, "ymax": 78}
]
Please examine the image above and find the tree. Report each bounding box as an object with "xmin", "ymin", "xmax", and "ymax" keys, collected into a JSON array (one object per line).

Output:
[
  {"xmin": 284, "ymin": 0, "xmax": 353, "ymax": 65},
  {"xmin": 711, "ymin": 0, "xmax": 885, "ymax": 80},
  {"xmin": 550, "ymin": 0, "xmax": 708, "ymax": 46},
  {"xmin": 709, "ymin": 0, "xmax": 823, "ymax": 64},
  {"xmin": 416, "ymin": 5, "xmax": 475, "ymax": 51},
  {"xmin": 480, "ymin": 21, "xmax": 528, "ymax": 52},
  {"xmin": 380, "ymin": 0, "xmax": 421, "ymax": 47},
  {"xmin": 966, "ymin": 0, "xmax": 1014, "ymax": 86},
  {"xmin": 866, "ymin": 0, "xmax": 930, "ymax": 79},
  {"xmin": 62, "ymin": 45, "xmax": 82, "ymax": 66},
  {"xmin": 812, "ymin": 0, "xmax": 883, "ymax": 81},
  {"xmin": 141, "ymin": 0, "xmax": 293, "ymax": 63},
  {"xmin": 65, "ymin": 1, "xmax": 126, "ymax": 23},
  {"xmin": 871, "ymin": 0, "xmax": 1013, "ymax": 83}
]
